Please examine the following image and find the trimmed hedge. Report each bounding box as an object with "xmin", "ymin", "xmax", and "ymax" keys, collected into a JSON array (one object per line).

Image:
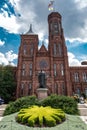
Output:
[
  {"xmin": 16, "ymin": 106, "xmax": 66, "ymax": 127},
  {"xmin": 4, "ymin": 94, "xmax": 79, "ymax": 116}
]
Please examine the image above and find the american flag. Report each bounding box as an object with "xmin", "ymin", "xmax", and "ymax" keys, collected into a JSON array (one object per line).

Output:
[{"xmin": 48, "ymin": 1, "xmax": 54, "ymax": 11}]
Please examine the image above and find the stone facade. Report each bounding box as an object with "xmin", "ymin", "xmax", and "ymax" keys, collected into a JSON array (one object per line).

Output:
[{"xmin": 16, "ymin": 12, "xmax": 87, "ymax": 98}]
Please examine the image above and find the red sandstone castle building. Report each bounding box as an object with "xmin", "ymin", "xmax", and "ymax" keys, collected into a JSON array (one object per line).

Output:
[{"xmin": 16, "ymin": 12, "xmax": 87, "ymax": 98}]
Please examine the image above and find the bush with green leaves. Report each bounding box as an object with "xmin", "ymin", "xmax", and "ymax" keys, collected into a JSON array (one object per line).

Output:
[
  {"xmin": 3, "ymin": 96, "xmax": 38, "ymax": 116},
  {"xmin": 4, "ymin": 94, "xmax": 79, "ymax": 116},
  {"xmin": 40, "ymin": 94, "xmax": 79, "ymax": 115},
  {"xmin": 16, "ymin": 106, "xmax": 66, "ymax": 127}
]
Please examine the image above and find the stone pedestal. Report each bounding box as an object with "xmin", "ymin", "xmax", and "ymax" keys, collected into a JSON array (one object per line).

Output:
[{"xmin": 37, "ymin": 88, "xmax": 48, "ymax": 100}]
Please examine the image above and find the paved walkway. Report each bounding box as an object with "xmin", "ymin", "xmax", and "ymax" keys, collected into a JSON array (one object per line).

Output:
[
  {"xmin": 80, "ymin": 116, "xmax": 87, "ymax": 124},
  {"xmin": 0, "ymin": 104, "xmax": 7, "ymax": 121},
  {"xmin": 78, "ymin": 103, "xmax": 87, "ymax": 124}
]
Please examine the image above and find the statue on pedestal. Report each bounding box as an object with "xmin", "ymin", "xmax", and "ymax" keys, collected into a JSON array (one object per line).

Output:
[{"xmin": 38, "ymin": 70, "xmax": 46, "ymax": 88}]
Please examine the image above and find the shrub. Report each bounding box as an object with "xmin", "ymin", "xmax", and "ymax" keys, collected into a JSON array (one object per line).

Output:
[
  {"xmin": 4, "ymin": 94, "xmax": 79, "ymax": 116},
  {"xmin": 3, "ymin": 96, "xmax": 38, "ymax": 116},
  {"xmin": 40, "ymin": 94, "xmax": 79, "ymax": 115},
  {"xmin": 16, "ymin": 106, "xmax": 66, "ymax": 127}
]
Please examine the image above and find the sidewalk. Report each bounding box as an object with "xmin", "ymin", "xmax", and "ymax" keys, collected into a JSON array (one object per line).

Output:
[
  {"xmin": 78, "ymin": 103, "xmax": 87, "ymax": 124},
  {"xmin": 80, "ymin": 116, "xmax": 87, "ymax": 124},
  {"xmin": 0, "ymin": 117, "xmax": 3, "ymax": 121},
  {"xmin": 0, "ymin": 104, "xmax": 7, "ymax": 121}
]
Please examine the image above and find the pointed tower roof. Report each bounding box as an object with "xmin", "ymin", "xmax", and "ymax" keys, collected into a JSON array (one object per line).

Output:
[
  {"xmin": 26, "ymin": 24, "xmax": 34, "ymax": 35},
  {"xmin": 39, "ymin": 44, "xmax": 47, "ymax": 52}
]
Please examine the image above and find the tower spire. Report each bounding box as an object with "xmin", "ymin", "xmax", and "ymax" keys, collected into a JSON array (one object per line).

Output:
[{"xmin": 26, "ymin": 24, "xmax": 34, "ymax": 34}]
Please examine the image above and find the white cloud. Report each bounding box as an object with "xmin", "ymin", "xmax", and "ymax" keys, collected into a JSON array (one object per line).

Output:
[
  {"xmin": 0, "ymin": 0, "xmax": 87, "ymax": 43},
  {"xmin": 75, "ymin": 0, "xmax": 87, "ymax": 9},
  {"xmin": 66, "ymin": 37, "xmax": 87, "ymax": 44},
  {"xmin": 0, "ymin": 53, "xmax": 8, "ymax": 65},
  {"xmin": 0, "ymin": 40, "xmax": 5, "ymax": 46},
  {"xmin": 79, "ymin": 55, "xmax": 87, "ymax": 63},
  {"xmin": 5, "ymin": 50, "xmax": 18, "ymax": 62},
  {"xmin": 68, "ymin": 52, "xmax": 81, "ymax": 66},
  {"xmin": 0, "ymin": 50, "xmax": 18, "ymax": 66},
  {"xmin": 3, "ymin": 3, "xmax": 8, "ymax": 9},
  {"xmin": 0, "ymin": 11, "xmax": 20, "ymax": 33}
]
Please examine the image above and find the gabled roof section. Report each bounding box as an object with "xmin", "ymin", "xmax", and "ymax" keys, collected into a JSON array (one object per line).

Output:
[{"xmin": 39, "ymin": 44, "xmax": 48, "ymax": 52}]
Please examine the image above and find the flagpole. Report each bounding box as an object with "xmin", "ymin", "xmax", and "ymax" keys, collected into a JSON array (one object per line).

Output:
[{"xmin": 53, "ymin": 0, "xmax": 55, "ymax": 12}]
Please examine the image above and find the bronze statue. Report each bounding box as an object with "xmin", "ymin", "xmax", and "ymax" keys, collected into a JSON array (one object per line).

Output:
[{"xmin": 38, "ymin": 70, "xmax": 46, "ymax": 88}]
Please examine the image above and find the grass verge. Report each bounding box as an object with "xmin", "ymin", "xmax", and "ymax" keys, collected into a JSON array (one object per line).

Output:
[{"xmin": 0, "ymin": 113, "xmax": 87, "ymax": 130}]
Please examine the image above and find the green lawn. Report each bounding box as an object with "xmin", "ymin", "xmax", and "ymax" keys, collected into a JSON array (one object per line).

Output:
[{"xmin": 0, "ymin": 113, "xmax": 87, "ymax": 130}]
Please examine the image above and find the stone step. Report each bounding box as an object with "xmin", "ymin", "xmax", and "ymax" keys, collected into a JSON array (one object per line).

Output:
[
  {"xmin": 78, "ymin": 104, "xmax": 87, "ymax": 108},
  {"xmin": 78, "ymin": 104, "xmax": 87, "ymax": 116}
]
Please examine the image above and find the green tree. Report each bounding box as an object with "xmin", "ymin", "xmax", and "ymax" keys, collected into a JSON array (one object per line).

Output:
[{"xmin": 0, "ymin": 65, "xmax": 17, "ymax": 103}]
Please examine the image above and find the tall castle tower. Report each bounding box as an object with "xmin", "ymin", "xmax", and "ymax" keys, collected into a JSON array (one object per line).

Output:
[
  {"xmin": 16, "ymin": 12, "xmax": 72, "ymax": 98},
  {"xmin": 48, "ymin": 12, "xmax": 71, "ymax": 95}
]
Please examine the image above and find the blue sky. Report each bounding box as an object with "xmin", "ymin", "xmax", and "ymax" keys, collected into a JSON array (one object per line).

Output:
[{"xmin": 0, "ymin": 0, "xmax": 87, "ymax": 66}]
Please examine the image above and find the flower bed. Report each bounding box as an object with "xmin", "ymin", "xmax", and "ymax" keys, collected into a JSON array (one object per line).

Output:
[{"xmin": 16, "ymin": 106, "xmax": 66, "ymax": 127}]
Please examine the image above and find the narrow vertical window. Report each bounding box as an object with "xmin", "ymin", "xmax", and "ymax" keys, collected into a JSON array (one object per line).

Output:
[
  {"xmin": 54, "ymin": 43, "xmax": 56, "ymax": 55},
  {"xmin": 62, "ymin": 83, "xmax": 65, "ymax": 95},
  {"xmin": 29, "ymin": 63, "xmax": 32, "ymax": 76},
  {"xmin": 22, "ymin": 64, "xmax": 25, "ymax": 69},
  {"xmin": 22, "ymin": 70, "xmax": 25, "ymax": 76},
  {"xmin": 23, "ymin": 45, "xmax": 27, "ymax": 55},
  {"xmin": 82, "ymin": 72, "xmax": 87, "ymax": 82},
  {"xmin": 30, "ymin": 44, "xmax": 34, "ymax": 56},
  {"xmin": 54, "ymin": 22, "xmax": 58, "ymax": 34},
  {"xmin": 21, "ymin": 83, "xmax": 24, "ymax": 96},
  {"xmin": 54, "ymin": 64, "xmax": 57, "ymax": 76},
  {"xmin": 76, "ymin": 88, "xmax": 80, "ymax": 96},
  {"xmin": 28, "ymin": 83, "xmax": 32, "ymax": 95},
  {"xmin": 50, "ymin": 23, "xmax": 53, "ymax": 31},
  {"xmin": 85, "ymin": 88, "xmax": 87, "ymax": 97},
  {"xmin": 30, "ymin": 63, "xmax": 32, "ymax": 69},
  {"xmin": 22, "ymin": 63, "xmax": 26, "ymax": 76},
  {"xmin": 55, "ymin": 83, "xmax": 58, "ymax": 94},
  {"xmin": 58, "ymin": 44, "xmax": 62, "ymax": 56},
  {"xmin": 74, "ymin": 73, "xmax": 79, "ymax": 82},
  {"xmin": 59, "ymin": 22, "xmax": 61, "ymax": 34},
  {"xmin": 61, "ymin": 64, "xmax": 64, "ymax": 76}
]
